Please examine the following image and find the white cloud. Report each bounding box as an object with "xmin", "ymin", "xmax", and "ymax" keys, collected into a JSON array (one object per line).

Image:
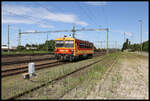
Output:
[
  {"xmin": 2, "ymin": 4, "xmax": 88, "ymax": 27},
  {"xmin": 76, "ymin": 21, "xmax": 88, "ymax": 26},
  {"xmin": 2, "ymin": 4, "xmax": 31, "ymax": 15},
  {"xmin": 26, "ymin": 30, "xmax": 37, "ymax": 32},
  {"xmin": 41, "ymin": 10, "xmax": 88, "ymax": 26},
  {"xmin": 2, "ymin": 17, "xmax": 35, "ymax": 24},
  {"xmin": 86, "ymin": 2, "xmax": 107, "ymax": 6},
  {"xmin": 123, "ymin": 32, "xmax": 132, "ymax": 36},
  {"xmin": 39, "ymin": 23, "xmax": 55, "ymax": 28}
]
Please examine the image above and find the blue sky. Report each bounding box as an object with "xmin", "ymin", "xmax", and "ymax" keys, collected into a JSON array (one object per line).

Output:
[{"xmin": 2, "ymin": 1, "xmax": 148, "ymax": 49}]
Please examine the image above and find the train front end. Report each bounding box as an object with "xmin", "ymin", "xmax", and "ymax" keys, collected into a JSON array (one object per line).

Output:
[{"xmin": 55, "ymin": 37, "xmax": 75, "ymax": 61}]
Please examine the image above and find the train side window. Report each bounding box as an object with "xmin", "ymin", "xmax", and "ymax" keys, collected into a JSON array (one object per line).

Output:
[
  {"xmin": 77, "ymin": 43, "xmax": 79, "ymax": 48},
  {"xmin": 80, "ymin": 43, "xmax": 84, "ymax": 48},
  {"xmin": 75, "ymin": 43, "xmax": 78, "ymax": 48},
  {"xmin": 87, "ymin": 44, "xmax": 89, "ymax": 48},
  {"xmin": 85, "ymin": 43, "xmax": 87, "ymax": 48},
  {"xmin": 80, "ymin": 43, "xmax": 82, "ymax": 48},
  {"xmin": 83, "ymin": 44, "xmax": 85, "ymax": 48},
  {"xmin": 79, "ymin": 43, "xmax": 81, "ymax": 48}
]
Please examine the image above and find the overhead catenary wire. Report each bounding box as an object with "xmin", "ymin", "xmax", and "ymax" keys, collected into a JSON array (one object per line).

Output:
[
  {"xmin": 3, "ymin": 3, "xmax": 109, "ymax": 51},
  {"xmin": 83, "ymin": 3, "xmax": 101, "ymax": 27},
  {"xmin": 101, "ymin": 4, "xmax": 109, "ymax": 28},
  {"xmin": 77, "ymin": 2, "xmax": 99, "ymax": 26},
  {"xmin": 75, "ymin": 2, "xmax": 104, "ymax": 41},
  {"xmin": 81, "ymin": 2, "xmax": 104, "ymax": 37}
]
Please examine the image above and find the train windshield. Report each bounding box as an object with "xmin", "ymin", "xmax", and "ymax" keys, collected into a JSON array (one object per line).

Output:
[
  {"xmin": 65, "ymin": 40, "xmax": 74, "ymax": 48},
  {"xmin": 56, "ymin": 41, "xmax": 64, "ymax": 47}
]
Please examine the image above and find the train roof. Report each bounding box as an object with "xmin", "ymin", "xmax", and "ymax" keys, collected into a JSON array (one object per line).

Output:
[
  {"xmin": 56, "ymin": 37, "xmax": 93, "ymax": 44},
  {"xmin": 56, "ymin": 37, "xmax": 75, "ymax": 40}
]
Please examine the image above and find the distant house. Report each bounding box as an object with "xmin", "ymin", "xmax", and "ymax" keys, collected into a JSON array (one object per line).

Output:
[
  {"xmin": 11, "ymin": 46, "xmax": 17, "ymax": 50},
  {"xmin": 123, "ymin": 49, "xmax": 133, "ymax": 52},
  {"xmin": 2, "ymin": 45, "xmax": 17, "ymax": 52},
  {"xmin": 2, "ymin": 45, "xmax": 8, "ymax": 52},
  {"xmin": 26, "ymin": 47, "xmax": 37, "ymax": 50}
]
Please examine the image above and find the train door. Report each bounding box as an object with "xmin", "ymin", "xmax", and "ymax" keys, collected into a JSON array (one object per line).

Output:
[{"xmin": 75, "ymin": 42, "xmax": 78, "ymax": 56}]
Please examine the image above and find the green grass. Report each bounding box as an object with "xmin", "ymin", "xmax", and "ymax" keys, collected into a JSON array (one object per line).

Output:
[
  {"xmin": 60, "ymin": 52, "xmax": 120, "ymax": 99},
  {"xmin": 2, "ymin": 55, "xmax": 106, "ymax": 99},
  {"xmin": 24, "ymin": 52, "xmax": 121, "ymax": 99},
  {"xmin": 2, "ymin": 52, "xmax": 121, "ymax": 99}
]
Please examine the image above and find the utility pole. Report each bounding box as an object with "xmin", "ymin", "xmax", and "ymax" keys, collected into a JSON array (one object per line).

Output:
[
  {"xmin": 47, "ymin": 33, "xmax": 48, "ymax": 41},
  {"xmin": 115, "ymin": 41, "xmax": 117, "ymax": 49},
  {"xmin": 139, "ymin": 20, "xmax": 142, "ymax": 52},
  {"xmin": 72, "ymin": 26, "xmax": 76, "ymax": 38},
  {"xmin": 106, "ymin": 28, "xmax": 109, "ymax": 53},
  {"xmin": 124, "ymin": 32, "xmax": 125, "ymax": 42},
  {"xmin": 8, "ymin": 25, "xmax": 10, "ymax": 54},
  {"xmin": 47, "ymin": 33, "xmax": 48, "ymax": 51},
  {"xmin": 101, "ymin": 41, "xmax": 102, "ymax": 49},
  {"xmin": 18, "ymin": 29, "xmax": 21, "ymax": 46},
  {"xmin": 20, "ymin": 27, "xmax": 109, "ymax": 52}
]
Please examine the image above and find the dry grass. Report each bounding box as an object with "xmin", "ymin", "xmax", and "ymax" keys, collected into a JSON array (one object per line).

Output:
[{"xmin": 2, "ymin": 54, "xmax": 107, "ymax": 99}]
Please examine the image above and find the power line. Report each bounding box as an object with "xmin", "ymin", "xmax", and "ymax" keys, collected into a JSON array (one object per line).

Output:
[
  {"xmin": 101, "ymin": 4, "xmax": 109, "ymax": 28},
  {"xmin": 20, "ymin": 27, "xmax": 109, "ymax": 53},
  {"xmin": 83, "ymin": 3, "xmax": 100, "ymax": 27},
  {"xmin": 77, "ymin": 2, "xmax": 98, "ymax": 26}
]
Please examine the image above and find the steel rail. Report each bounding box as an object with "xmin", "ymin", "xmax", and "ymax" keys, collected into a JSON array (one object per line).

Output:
[
  {"xmin": 2, "ymin": 52, "xmax": 106, "ymax": 77},
  {"xmin": 6, "ymin": 54, "xmax": 109, "ymax": 100}
]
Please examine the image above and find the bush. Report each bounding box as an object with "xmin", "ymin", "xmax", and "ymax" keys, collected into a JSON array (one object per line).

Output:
[{"xmin": 16, "ymin": 45, "xmax": 26, "ymax": 51}]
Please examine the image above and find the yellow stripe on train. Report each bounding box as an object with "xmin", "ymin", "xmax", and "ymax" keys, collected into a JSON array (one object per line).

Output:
[{"xmin": 75, "ymin": 50, "xmax": 94, "ymax": 56}]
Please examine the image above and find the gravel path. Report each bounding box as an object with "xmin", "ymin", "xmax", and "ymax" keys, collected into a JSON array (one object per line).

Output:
[{"xmin": 86, "ymin": 52, "xmax": 148, "ymax": 99}]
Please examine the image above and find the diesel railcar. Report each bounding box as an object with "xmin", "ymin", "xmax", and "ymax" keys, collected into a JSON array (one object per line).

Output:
[{"xmin": 55, "ymin": 37, "xmax": 94, "ymax": 61}]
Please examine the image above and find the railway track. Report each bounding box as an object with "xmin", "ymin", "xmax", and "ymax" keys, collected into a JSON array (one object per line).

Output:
[
  {"xmin": 60, "ymin": 53, "xmax": 120, "ymax": 98},
  {"xmin": 2, "ymin": 52, "xmax": 106, "ymax": 77},
  {"xmin": 2, "ymin": 51, "xmax": 104, "ymax": 66},
  {"xmin": 1, "ymin": 60, "xmax": 64, "ymax": 77},
  {"xmin": 2, "ymin": 57, "xmax": 55, "ymax": 66},
  {"xmin": 6, "ymin": 52, "xmax": 118, "ymax": 100},
  {"xmin": 2, "ymin": 54, "xmax": 54, "ymax": 66},
  {"xmin": 2, "ymin": 53, "xmax": 54, "ymax": 57}
]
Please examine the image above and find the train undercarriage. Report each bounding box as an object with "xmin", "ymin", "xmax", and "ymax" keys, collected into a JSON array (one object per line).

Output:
[{"xmin": 55, "ymin": 54, "xmax": 93, "ymax": 61}]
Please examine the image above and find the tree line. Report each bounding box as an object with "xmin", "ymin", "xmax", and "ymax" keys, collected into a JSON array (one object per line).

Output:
[
  {"xmin": 122, "ymin": 38, "xmax": 148, "ymax": 52},
  {"xmin": 16, "ymin": 40, "xmax": 55, "ymax": 52}
]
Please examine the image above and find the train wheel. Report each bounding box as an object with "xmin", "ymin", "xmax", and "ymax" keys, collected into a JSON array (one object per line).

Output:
[
  {"xmin": 69, "ymin": 57, "xmax": 73, "ymax": 62},
  {"xmin": 88, "ymin": 54, "xmax": 93, "ymax": 59},
  {"xmin": 60, "ymin": 56, "xmax": 64, "ymax": 61}
]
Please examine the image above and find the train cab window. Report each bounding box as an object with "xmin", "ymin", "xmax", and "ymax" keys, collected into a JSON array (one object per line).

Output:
[
  {"xmin": 65, "ymin": 40, "xmax": 74, "ymax": 48},
  {"xmin": 75, "ymin": 43, "xmax": 78, "ymax": 48},
  {"xmin": 56, "ymin": 41, "xmax": 64, "ymax": 47},
  {"xmin": 80, "ymin": 43, "xmax": 85, "ymax": 48}
]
